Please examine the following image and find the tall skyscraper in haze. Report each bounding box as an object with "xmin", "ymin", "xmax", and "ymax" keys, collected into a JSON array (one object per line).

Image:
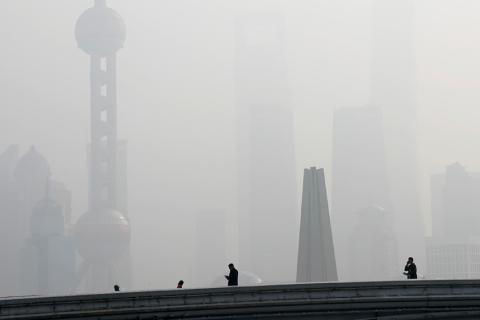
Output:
[
  {"xmin": 427, "ymin": 163, "xmax": 480, "ymax": 279},
  {"xmin": 20, "ymin": 181, "xmax": 75, "ymax": 296},
  {"xmin": 297, "ymin": 168, "xmax": 337, "ymax": 283},
  {"xmin": 13, "ymin": 147, "xmax": 53, "ymax": 294},
  {"xmin": 431, "ymin": 163, "xmax": 480, "ymax": 239},
  {"xmin": 371, "ymin": 0, "xmax": 424, "ymax": 266},
  {"xmin": 0, "ymin": 146, "xmax": 20, "ymax": 295},
  {"xmin": 236, "ymin": 15, "xmax": 297, "ymax": 282},
  {"xmin": 0, "ymin": 146, "xmax": 74, "ymax": 296},
  {"xmin": 331, "ymin": 106, "xmax": 397, "ymax": 281},
  {"xmin": 194, "ymin": 211, "xmax": 227, "ymax": 287},
  {"xmin": 348, "ymin": 205, "xmax": 398, "ymax": 281},
  {"xmin": 74, "ymin": 0, "xmax": 131, "ymax": 292},
  {"xmin": 14, "ymin": 147, "xmax": 52, "ymax": 242}
]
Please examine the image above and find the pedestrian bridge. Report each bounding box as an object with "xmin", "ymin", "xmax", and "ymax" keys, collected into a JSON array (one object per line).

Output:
[{"xmin": 2, "ymin": 280, "xmax": 480, "ymax": 319}]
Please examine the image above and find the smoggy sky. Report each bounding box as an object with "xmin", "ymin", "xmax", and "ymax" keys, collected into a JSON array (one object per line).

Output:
[{"xmin": 2, "ymin": 0, "xmax": 480, "ymax": 289}]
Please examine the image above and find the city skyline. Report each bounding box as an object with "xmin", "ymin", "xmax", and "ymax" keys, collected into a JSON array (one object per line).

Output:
[{"xmin": 2, "ymin": 0, "xmax": 480, "ymax": 290}]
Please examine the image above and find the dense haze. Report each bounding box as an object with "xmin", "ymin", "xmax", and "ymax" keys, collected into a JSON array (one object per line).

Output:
[{"xmin": 2, "ymin": 0, "xmax": 480, "ymax": 291}]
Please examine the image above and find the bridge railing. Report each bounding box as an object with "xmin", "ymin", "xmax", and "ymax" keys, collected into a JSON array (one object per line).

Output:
[{"xmin": 2, "ymin": 280, "xmax": 480, "ymax": 319}]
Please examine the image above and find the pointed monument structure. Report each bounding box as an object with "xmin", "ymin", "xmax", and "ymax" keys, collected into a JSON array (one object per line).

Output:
[{"xmin": 297, "ymin": 167, "xmax": 337, "ymax": 283}]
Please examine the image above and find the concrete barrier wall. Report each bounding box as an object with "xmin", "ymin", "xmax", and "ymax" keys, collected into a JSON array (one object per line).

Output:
[{"xmin": 2, "ymin": 280, "xmax": 480, "ymax": 319}]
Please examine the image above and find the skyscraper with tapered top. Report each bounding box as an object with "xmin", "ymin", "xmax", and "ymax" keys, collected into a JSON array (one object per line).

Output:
[
  {"xmin": 371, "ymin": 0, "xmax": 424, "ymax": 268},
  {"xmin": 236, "ymin": 14, "xmax": 297, "ymax": 282}
]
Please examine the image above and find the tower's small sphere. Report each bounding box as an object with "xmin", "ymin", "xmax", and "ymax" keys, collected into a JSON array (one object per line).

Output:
[
  {"xmin": 75, "ymin": 2, "xmax": 126, "ymax": 55},
  {"xmin": 74, "ymin": 209, "xmax": 130, "ymax": 263}
]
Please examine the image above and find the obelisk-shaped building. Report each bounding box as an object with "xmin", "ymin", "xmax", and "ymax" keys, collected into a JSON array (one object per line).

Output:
[{"xmin": 297, "ymin": 168, "xmax": 337, "ymax": 282}]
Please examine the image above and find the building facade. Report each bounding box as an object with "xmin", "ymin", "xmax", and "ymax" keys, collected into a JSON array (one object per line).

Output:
[
  {"xmin": 331, "ymin": 106, "xmax": 398, "ymax": 281},
  {"xmin": 0, "ymin": 146, "xmax": 75, "ymax": 296},
  {"xmin": 371, "ymin": 0, "xmax": 424, "ymax": 268},
  {"xmin": 20, "ymin": 191, "xmax": 75, "ymax": 296},
  {"xmin": 236, "ymin": 15, "xmax": 297, "ymax": 282},
  {"xmin": 427, "ymin": 163, "xmax": 480, "ymax": 279}
]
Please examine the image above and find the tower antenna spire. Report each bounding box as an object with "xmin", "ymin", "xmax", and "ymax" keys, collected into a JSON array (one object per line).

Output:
[{"xmin": 95, "ymin": 0, "xmax": 106, "ymax": 7}]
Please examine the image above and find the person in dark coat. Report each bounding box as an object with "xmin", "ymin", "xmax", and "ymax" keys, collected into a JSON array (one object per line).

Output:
[
  {"xmin": 404, "ymin": 257, "xmax": 417, "ymax": 279},
  {"xmin": 224, "ymin": 263, "xmax": 238, "ymax": 286}
]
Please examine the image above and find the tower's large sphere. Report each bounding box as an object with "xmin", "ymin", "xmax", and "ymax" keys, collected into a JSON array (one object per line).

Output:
[
  {"xmin": 74, "ymin": 209, "xmax": 130, "ymax": 263},
  {"xmin": 75, "ymin": 1, "xmax": 126, "ymax": 55}
]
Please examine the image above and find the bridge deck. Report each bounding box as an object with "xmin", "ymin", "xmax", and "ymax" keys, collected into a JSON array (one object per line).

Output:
[{"xmin": 2, "ymin": 280, "xmax": 480, "ymax": 319}]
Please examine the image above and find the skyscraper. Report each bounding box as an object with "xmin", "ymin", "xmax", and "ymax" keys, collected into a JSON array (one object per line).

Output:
[
  {"xmin": 194, "ymin": 211, "xmax": 227, "ymax": 287},
  {"xmin": 427, "ymin": 163, "xmax": 480, "ymax": 279},
  {"xmin": 431, "ymin": 163, "xmax": 480, "ymax": 239},
  {"xmin": 331, "ymin": 106, "xmax": 396, "ymax": 281},
  {"xmin": 12, "ymin": 147, "xmax": 53, "ymax": 294},
  {"xmin": 20, "ymin": 182, "xmax": 75, "ymax": 296},
  {"xmin": 14, "ymin": 147, "xmax": 52, "ymax": 242},
  {"xmin": 74, "ymin": 0, "xmax": 131, "ymax": 292},
  {"xmin": 371, "ymin": 0, "xmax": 424, "ymax": 266},
  {"xmin": 349, "ymin": 205, "xmax": 398, "ymax": 281},
  {"xmin": 0, "ymin": 146, "xmax": 20, "ymax": 295},
  {"xmin": 0, "ymin": 146, "xmax": 74, "ymax": 296},
  {"xmin": 236, "ymin": 15, "xmax": 297, "ymax": 282},
  {"xmin": 297, "ymin": 167, "xmax": 337, "ymax": 283}
]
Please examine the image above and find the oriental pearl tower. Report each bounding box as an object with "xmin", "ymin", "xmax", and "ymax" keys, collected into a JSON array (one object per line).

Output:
[{"xmin": 74, "ymin": 0, "xmax": 131, "ymax": 292}]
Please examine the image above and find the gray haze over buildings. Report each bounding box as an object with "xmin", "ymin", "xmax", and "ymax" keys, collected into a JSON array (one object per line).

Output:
[{"xmin": 2, "ymin": 0, "xmax": 480, "ymax": 293}]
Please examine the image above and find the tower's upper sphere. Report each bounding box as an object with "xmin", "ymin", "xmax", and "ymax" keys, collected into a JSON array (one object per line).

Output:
[{"xmin": 75, "ymin": 0, "xmax": 126, "ymax": 56}]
